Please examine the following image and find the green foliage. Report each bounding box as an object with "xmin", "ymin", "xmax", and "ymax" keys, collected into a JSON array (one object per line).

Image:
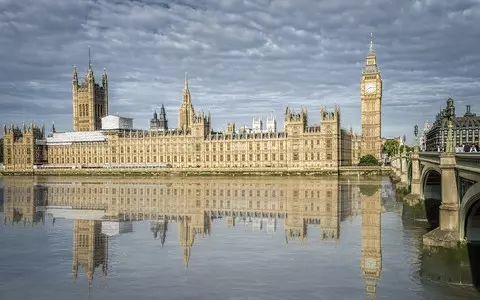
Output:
[
  {"xmin": 359, "ymin": 184, "xmax": 380, "ymax": 197},
  {"xmin": 399, "ymin": 145, "xmax": 413, "ymax": 153},
  {"xmin": 383, "ymin": 139, "xmax": 399, "ymax": 157},
  {"xmin": 359, "ymin": 154, "xmax": 379, "ymax": 166}
]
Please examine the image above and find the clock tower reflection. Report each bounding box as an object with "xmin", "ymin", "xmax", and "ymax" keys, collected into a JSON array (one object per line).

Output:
[{"xmin": 360, "ymin": 183, "xmax": 383, "ymax": 299}]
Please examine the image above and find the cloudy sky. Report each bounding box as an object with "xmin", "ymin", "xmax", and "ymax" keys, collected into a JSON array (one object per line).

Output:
[{"xmin": 1, "ymin": 0, "xmax": 479, "ymax": 140}]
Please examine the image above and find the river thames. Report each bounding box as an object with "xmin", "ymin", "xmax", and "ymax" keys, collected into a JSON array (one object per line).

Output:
[{"xmin": 0, "ymin": 176, "xmax": 478, "ymax": 300}]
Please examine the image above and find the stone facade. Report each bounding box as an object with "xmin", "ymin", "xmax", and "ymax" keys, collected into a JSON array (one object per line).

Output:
[
  {"xmin": 41, "ymin": 107, "xmax": 351, "ymax": 169},
  {"xmin": 72, "ymin": 51, "xmax": 108, "ymax": 132},
  {"xmin": 360, "ymin": 34, "xmax": 383, "ymax": 161},
  {"xmin": 425, "ymin": 104, "xmax": 480, "ymax": 151},
  {"xmin": 2, "ymin": 123, "xmax": 47, "ymax": 172},
  {"xmin": 3, "ymin": 37, "xmax": 385, "ymax": 172}
]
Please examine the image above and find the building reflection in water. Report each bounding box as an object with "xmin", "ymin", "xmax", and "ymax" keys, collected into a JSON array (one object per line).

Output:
[
  {"xmin": 2, "ymin": 176, "xmax": 380, "ymax": 295},
  {"xmin": 72, "ymin": 220, "xmax": 108, "ymax": 286},
  {"xmin": 360, "ymin": 184, "xmax": 383, "ymax": 299}
]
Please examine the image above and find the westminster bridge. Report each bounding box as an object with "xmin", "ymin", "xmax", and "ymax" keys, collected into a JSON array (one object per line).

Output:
[{"xmin": 391, "ymin": 149, "xmax": 480, "ymax": 247}]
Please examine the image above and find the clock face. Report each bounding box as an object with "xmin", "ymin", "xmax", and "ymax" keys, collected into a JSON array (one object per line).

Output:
[
  {"xmin": 366, "ymin": 258, "xmax": 377, "ymax": 269},
  {"xmin": 365, "ymin": 83, "xmax": 376, "ymax": 94}
]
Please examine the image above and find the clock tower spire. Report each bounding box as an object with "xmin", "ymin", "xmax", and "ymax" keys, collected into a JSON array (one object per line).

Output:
[{"xmin": 360, "ymin": 33, "xmax": 382, "ymax": 161}]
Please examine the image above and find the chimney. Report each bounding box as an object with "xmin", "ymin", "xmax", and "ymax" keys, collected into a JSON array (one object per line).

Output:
[{"xmin": 464, "ymin": 105, "xmax": 475, "ymax": 117}]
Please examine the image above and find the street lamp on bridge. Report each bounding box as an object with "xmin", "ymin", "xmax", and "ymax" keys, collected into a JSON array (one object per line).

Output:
[
  {"xmin": 414, "ymin": 124, "xmax": 419, "ymax": 152},
  {"xmin": 443, "ymin": 97, "xmax": 455, "ymax": 153}
]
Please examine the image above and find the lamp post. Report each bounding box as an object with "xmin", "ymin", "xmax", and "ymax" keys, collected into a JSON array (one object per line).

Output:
[
  {"xmin": 444, "ymin": 97, "xmax": 455, "ymax": 153},
  {"xmin": 414, "ymin": 124, "xmax": 419, "ymax": 152}
]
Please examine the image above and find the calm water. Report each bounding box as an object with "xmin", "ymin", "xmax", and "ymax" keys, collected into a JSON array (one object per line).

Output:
[{"xmin": 0, "ymin": 176, "xmax": 478, "ymax": 300}]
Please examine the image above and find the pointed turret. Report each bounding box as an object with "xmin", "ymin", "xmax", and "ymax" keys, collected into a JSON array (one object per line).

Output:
[
  {"xmin": 86, "ymin": 46, "xmax": 94, "ymax": 80},
  {"xmin": 160, "ymin": 103, "xmax": 166, "ymax": 115},
  {"xmin": 183, "ymin": 72, "xmax": 191, "ymax": 103},
  {"xmin": 363, "ymin": 33, "xmax": 379, "ymax": 74},
  {"xmin": 368, "ymin": 32, "xmax": 375, "ymax": 55},
  {"xmin": 178, "ymin": 72, "xmax": 195, "ymax": 131},
  {"xmin": 88, "ymin": 46, "xmax": 92, "ymax": 70},
  {"xmin": 73, "ymin": 65, "xmax": 78, "ymax": 84}
]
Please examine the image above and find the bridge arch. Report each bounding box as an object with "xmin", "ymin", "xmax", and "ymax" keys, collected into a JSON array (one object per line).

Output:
[
  {"xmin": 460, "ymin": 182, "xmax": 480, "ymax": 241},
  {"xmin": 420, "ymin": 165, "xmax": 442, "ymax": 228},
  {"xmin": 420, "ymin": 165, "xmax": 442, "ymax": 201}
]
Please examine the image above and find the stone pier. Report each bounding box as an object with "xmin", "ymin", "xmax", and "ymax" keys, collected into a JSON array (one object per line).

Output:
[
  {"xmin": 404, "ymin": 149, "xmax": 420, "ymax": 206},
  {"xmin": 423, "ymin": 153, "xmax": 460, "ymax": 248}
]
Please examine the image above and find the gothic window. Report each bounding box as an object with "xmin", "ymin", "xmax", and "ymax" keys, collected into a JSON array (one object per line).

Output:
[{"xmin": 293, "ymin": 153, "xmax": 299, "ymax": 161}]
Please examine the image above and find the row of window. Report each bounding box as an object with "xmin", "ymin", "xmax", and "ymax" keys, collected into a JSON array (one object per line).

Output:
[{"xmin": 51, "ymin": 151, "xmax": 334, "ymax": 165}]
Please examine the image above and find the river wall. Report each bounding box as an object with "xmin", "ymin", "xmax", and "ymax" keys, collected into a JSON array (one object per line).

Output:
[{"xmin": 0, "ymin": 166, "xmax": 393, "ymax": 177}]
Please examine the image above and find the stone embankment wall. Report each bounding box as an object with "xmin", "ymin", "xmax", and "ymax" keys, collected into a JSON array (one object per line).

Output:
[{"xmin": 0, "ymin": 166, "xmax": 393, "ymax": 177}]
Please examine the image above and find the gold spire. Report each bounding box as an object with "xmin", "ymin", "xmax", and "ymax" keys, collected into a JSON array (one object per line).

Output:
[
  {"xmin": 88, "ymin": 46, "xmax": 92, "ymax": 69},
  {"xmin": 370, "ymin": 33, "xmax": 374, "ymax": 52}
]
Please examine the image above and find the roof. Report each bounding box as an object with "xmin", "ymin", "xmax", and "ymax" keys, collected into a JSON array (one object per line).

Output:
[
  {"xmin": 454, "ymin": 116, "xmax": 480, "ymax": 128},
  {"xmin": 431, "ymin": 115, "xmax": 480, "ymax": 130},
  {"xmin": 46, "ymin": 131, "xmax": 106, "ymax": 145},
  {"xmin": 102, "ymin": 115, "xmax": 133, "ymax": 121}
]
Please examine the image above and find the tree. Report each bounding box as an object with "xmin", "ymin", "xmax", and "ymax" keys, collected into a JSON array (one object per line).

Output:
[
  {"xmin": 399, "ymin": 145, "xmax": 413, "ymax": 153},
  {"xmin": 359, "ymin": 154, "xmax": 379, "ymax": 166},
  {"xmin": 383, "ymin": 139, "xmax": 399, "ymax": 157}
]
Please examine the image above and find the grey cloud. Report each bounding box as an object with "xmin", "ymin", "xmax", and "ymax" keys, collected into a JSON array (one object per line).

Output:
[{"xmin": 0, "ymin": 0, "xmax": 480, "ymax": 142}]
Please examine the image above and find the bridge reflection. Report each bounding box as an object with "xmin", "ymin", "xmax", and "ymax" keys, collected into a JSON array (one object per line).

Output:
[{"xmin": 3, "ymin": 176, "xmax": 383, "ymax": 298}]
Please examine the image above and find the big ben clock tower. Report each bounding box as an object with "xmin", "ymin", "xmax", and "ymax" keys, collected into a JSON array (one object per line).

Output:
[{"xmin": 360, "ymin": 33, "xmax": 382, "ymax": 161}]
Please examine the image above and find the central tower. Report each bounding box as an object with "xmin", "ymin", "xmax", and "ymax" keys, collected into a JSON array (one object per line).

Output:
[
  {"xmin": 178, "ymin": 73, "xmax": 195, "ymax": 131},
  {"xmin": 360, "ymin": 34, "xmax": 382, "ymax": 161},
  {"xmin": 72, "ymin": 48, "xmax": 108, "ymax": 132}
]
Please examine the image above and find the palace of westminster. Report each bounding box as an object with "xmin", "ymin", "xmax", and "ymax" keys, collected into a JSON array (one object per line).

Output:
[
  {"xmin": 2, "ymin": 36, "xmax": 383, "ymax": 171},
  {"xmin": 2, "ymin": 177, "xmax": 383, "ymax": 298}
]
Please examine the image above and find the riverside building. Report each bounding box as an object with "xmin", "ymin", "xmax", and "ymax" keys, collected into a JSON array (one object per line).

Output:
[{"xmin": 3, "ymin": 37, "xmax": 383, "ymax": 172}]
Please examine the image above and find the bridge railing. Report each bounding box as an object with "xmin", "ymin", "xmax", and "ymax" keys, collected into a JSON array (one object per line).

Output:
[
  {"xmin": 455, "ymin": 153, "xmax": 480, "ymax": 172},
  {"xmin": 419, "ymin": 152, "xmax": 441, "ymax": 164}
]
